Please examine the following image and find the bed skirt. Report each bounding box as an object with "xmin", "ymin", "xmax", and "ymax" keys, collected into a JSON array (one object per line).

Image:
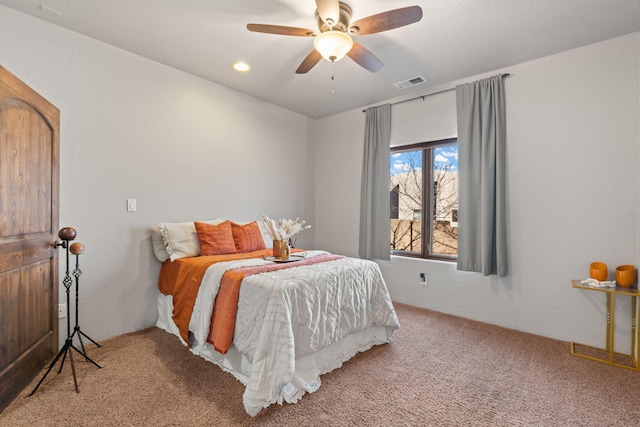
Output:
[{"xmin": 155, "ymin": 293, "xmax": 395, "ymax": 415}]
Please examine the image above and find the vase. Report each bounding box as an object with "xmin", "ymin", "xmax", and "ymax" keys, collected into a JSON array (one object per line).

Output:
[
  {"xmin": 615, "ymin": 265, "xmax": 636, "ymax": 288},
  {"xmin": 273, "ymin": 240, "xmax": 289, "ymax": 260},
  {"xmin": 589, "ymin": 262, "xmax": 607, "ymax": 281}
]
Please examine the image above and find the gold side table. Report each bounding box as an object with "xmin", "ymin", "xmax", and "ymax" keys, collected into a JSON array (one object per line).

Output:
[{"xmin": 570, "ymin": 279, "xmax": 639, "ymax": 371}]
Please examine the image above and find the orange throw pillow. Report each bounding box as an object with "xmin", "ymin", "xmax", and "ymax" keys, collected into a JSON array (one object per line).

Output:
[
  {"xmin": 231, "ymin": 221, "xmax": 266, "ymax": 253},
  {"xmin": 195, "ymin": 221, "xmax": 237, "ymax": 256}
]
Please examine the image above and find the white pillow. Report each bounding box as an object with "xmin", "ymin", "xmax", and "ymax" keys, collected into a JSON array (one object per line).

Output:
[
  {"xmin": 149, "ymin": 226, "xmax": 170, "ymax": 262},
  {"xmin": 159, "ymin": 219, "xmax": 223, "ymax": 261},
  {"xmin": 257, "ymin": 219, "xmax": 274, "ymax": 248}
]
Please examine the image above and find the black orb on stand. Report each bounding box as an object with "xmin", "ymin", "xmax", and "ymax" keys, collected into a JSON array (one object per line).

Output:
[{"xmin": 58, "ymin": 227, "xmax": 77, "ymax": 241}]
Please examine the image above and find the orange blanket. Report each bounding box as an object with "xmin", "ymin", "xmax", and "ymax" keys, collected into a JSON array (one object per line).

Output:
[
  {"xmin": 158, "ymin": 249, "xmax": 276, "ymax": 343},
  {"xmin": 207, "ymin": 253, "xmax": 344, "ymax": 354}
]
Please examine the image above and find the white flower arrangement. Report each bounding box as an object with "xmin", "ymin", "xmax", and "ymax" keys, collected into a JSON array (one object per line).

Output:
[{"xmin": 261, "ymin": 215, "xmax": 311, "ymax": 241}]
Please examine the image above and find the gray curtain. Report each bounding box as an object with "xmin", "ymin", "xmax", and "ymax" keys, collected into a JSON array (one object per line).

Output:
[
  {"xmin": 456, "ymin": 75, "xmax": 507, "ymax": 276},
  {"xmin": 359, "ymin": 104, "xmax": 391, "ymax": 261}
]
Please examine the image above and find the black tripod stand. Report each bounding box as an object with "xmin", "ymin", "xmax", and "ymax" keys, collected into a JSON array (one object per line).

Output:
[
  {"xmin": 68, "ymin": 241, "xmax": 101, "ymax": 357},
  {"xmin": 28, "ymin": 227, "xmax": 101, "ymax": 397}
]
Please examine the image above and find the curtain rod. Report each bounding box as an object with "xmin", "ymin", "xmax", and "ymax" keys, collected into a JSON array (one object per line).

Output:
[{"xmin": 362, "ymin": 73, "xmax": 511, "ymax": 112}]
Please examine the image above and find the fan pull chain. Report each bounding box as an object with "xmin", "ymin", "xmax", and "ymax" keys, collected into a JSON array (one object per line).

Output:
[{"xmin": 331, "ymin": 60, "xmax": 335, "ymax": 95}]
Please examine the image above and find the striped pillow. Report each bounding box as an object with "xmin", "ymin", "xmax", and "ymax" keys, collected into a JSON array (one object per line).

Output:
[
  {"xmin": 194, "ymin": 221, "xmax": 237, "ymax": 256},
  {"xmin": 231, "ymin": 221, "xmax": 266, "ymax": 253}
]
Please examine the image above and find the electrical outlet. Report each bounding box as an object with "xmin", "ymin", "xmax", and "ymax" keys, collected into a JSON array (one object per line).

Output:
[
  {"xmin": 58, "ymin": 304, "xmax": 67, "ymax": 318},
  {"xmin": 419, "ymin": 273, "xmax": 428, "ymax": 286}
]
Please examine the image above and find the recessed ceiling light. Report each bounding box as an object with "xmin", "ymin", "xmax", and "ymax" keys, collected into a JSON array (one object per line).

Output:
[{"xmin": 233, "ymin": 62, "xmax": 250, "ymax": 72}]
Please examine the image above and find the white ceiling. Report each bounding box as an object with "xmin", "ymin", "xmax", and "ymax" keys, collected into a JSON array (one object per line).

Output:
[{"xmin": 2, "ymin": 0, "xmax": 639, "ymax": 119}]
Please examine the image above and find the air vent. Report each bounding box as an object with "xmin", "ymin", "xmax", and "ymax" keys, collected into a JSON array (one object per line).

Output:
[{"xmin": 393, "ymin": 76, "xmax": 426, "ymax": 89}]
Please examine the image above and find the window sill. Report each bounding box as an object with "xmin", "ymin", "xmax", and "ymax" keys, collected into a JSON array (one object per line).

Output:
[{"xmin": 390, "ymin": 252, "xmax": 456, "ymax": 263}]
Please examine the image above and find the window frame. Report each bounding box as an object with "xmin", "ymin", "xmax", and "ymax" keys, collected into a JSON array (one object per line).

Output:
[{"xmin": 390, "ymin": 137, "xmax": 458, "ymax": 262}]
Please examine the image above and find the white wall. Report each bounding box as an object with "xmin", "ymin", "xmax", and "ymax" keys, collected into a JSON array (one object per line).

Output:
[
  {"xmin": 2, "ymin": 4, "xmax": 639, "ymax": 353},
  {"xmin": 314, "ymin": 33, "xmax": 640, "ymax": 351},
  {"xmin": 0, "ymin": 6, "xmax": 315, "ymax": 348}
]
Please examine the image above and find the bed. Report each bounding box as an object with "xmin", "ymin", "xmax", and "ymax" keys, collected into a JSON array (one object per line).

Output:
[{"xmin": 151, "ymin": 219, "xmax": 400, "ymax": 416}]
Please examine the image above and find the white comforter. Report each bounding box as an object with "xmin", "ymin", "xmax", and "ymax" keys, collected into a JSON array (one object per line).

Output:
[{"xmin": 187, "ymin": 250, "xmax": 399, "ymax": 416}]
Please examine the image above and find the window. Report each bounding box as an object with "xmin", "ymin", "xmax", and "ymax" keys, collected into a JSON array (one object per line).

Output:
[{"xmin": 390, "ymin": 138, "xmax": 458, "ymax": 260}]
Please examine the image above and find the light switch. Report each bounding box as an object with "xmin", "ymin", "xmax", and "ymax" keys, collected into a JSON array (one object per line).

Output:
[{"xmin": 127, "ymin": 198, "xmax": 137, "ymax": 212}]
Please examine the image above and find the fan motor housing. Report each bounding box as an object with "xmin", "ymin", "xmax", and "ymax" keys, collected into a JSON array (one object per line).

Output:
[{"xmin": 316, "ymin": 1, "xmax": 352, "ymax": 33}]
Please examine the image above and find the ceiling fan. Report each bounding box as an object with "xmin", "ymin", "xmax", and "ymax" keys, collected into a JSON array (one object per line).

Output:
[{"xmin": 247, "ymin": 0, "xmax": 423, "ymax": 74}]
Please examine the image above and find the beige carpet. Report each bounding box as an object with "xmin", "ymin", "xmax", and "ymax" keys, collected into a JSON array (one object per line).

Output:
[{"xmin": 1, "ymin": 303, "xmax": 638, "ymax": 426}]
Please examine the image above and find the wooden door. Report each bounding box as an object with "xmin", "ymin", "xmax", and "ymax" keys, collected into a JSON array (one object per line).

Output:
[{"xmin": 0, "ymin": 66, "xmax": 59, "ymax": 412}]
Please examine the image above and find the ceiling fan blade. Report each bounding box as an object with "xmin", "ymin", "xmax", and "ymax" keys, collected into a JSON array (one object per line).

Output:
[
  {"xmin": 247, "ymin": 23, "xmax": 316, "ymax": 37},
  {"xmin": 315, "ymin": 0, "xmax": 340, "ymax": 26},
  {"xmin": 349, "ymin": 6, "xmax": 423, "ymax": 35},
  {"xmin": 296, "ymin": 49, "xmax": 323, "ymax": 74},
  {"xmin": 347, "ymin": 42, "xmax": 383, "ymax": 73}
]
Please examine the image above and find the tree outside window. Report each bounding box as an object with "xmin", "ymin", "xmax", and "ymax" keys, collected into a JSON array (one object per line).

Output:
[{"xmin": 390, "ymin": 138, "xmax": 458, "ymax": 259}]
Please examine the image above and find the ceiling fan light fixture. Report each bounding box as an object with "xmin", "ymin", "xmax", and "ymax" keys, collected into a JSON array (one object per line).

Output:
[{"xmin": 313, "ymin": 30, "xmax": 353, "ymax": 62}]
